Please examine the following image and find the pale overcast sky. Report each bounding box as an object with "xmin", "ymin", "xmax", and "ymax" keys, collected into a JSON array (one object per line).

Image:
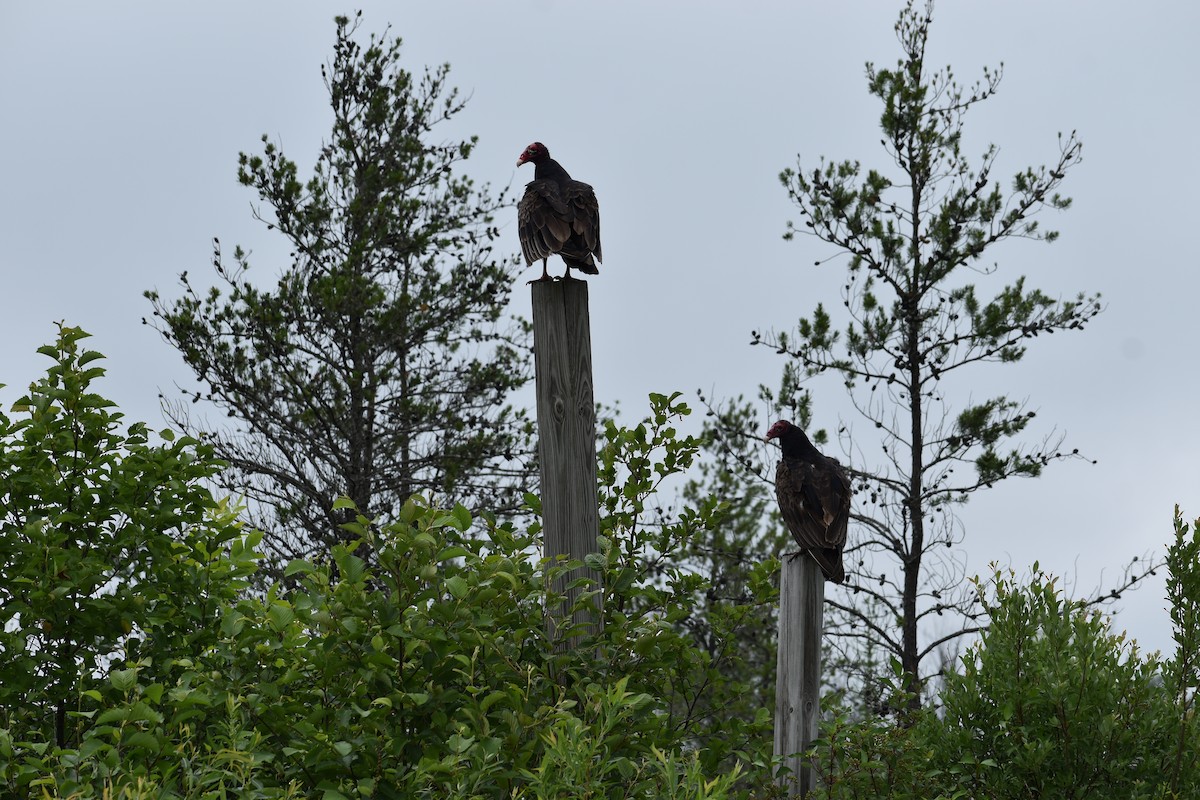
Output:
[{"xmin": 2, "ymin": 1, "xmax": 1197, "ymax": 658}]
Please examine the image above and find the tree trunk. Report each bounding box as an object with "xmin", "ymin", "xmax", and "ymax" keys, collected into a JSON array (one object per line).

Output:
[{"xmin": 903, "ymin": 157, "xmax": 926, "ymax": 711}]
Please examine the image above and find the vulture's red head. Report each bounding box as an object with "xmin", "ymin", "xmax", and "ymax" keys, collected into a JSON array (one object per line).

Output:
[
  {"xmin": 765, "ymin": 420, "xmax": 795, "ymax": 442},
  {"xmin": 516, "ymin": 142, "xmax": 548, "ymax": 167}
]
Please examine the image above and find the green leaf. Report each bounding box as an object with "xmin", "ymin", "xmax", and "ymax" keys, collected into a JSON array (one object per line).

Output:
[
  {"xmin": 267, "ymin": 603, "xmax": 295, "ymax": 632},
  {"xmin": 480, "ymin": 690, "xmax": 508, "ymax": 713},
  {"xmin": 285, "ymin": 559, "xmax": 315, "ymax": 577},
  {"xmin": 96, "ymin": 707, "xmax": 131, "ymax": 725},
  {"xmin": 451, "ymin": 504, "xmax": 472, "ymax": 530},
  {"xmin": 445, "ymin": 576, "xmax": 470, "ymax": 599},
  {"xmin": 124, "ymin": 731, "xmax": 162, "ymax": 753},
  {"xmin": 110, "ymin": 668, "xmax": 138, "ymax": 693},
  {"xmin": 436, "ymin": 546, "xmax": 470, "ymax": 562}
]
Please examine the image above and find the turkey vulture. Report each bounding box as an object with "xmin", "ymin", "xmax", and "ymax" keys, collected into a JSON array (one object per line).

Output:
[
  {"xmin": 516, "ymin": 142, "xmax": 602, "ymax": 282},
  {"xmin": 766, "ymin": 420, "xmax": 852, "ymax": 584}
]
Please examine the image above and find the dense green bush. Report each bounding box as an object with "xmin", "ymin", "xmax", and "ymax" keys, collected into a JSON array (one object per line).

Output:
[
  {"xmin": 0, "ymin": 496, "xmax": 745, "ymax": 798},
  {"xmin": 3, "ymin": 329, "xmax": 1196, "ymax": 798},
  {"xmin": 0, "ymin": 325, "xmax": 255, "ymax": 756},
  {"xmin": 931, "ymin": 568, "xmax": 1174, "ymax": 798},
  {"xmin": 0, "ymin": 337, "xmax": 764, "ymax": 798},
  {"xmin": 811, "ymin": 511, "xmax": 1200, "ymax": 799}
]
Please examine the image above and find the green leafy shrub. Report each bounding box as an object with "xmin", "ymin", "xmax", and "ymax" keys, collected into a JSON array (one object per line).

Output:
[
  {"xmin": 931, "ymin": 567, "xmax": 1172, "ymax": 798},
  {"xmin": 10, "ymin": 330, "xmax": 1192, "ymax": 799},
  {"xmin": 592, "ymin": 392, "xmax": 777, "ymax": 776},
  {"xmin": 1154, "ymin": 507, "xmax": 1200, "ymax": 796},
  {"xmin": 812, "ymin": 515, "xmax": 1200, "ymax": 799},
  {"xmin": 0, "ymin": 325, "xmax": 254, "ymax": 757},
  {"xmin": 0, "ymin": 351, "xmax": 762, "ymax": 797},
  {"xmin": 8, "ymin": 497, "xmax": 752, "ymax": 798}
]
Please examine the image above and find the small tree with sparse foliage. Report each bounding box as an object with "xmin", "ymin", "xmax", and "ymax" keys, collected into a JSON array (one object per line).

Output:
[{"xmin": 701, "ymin": 0, "xmax": 1155, "ymax": 707}]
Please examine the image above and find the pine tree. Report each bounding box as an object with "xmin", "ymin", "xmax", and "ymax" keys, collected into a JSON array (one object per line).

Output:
[
  {"xmin": 146, "ymin": 14, "xmax": 533, "ymax": 564},
  {"xmin": 702, "ymin": 0, "xmax": 1155, "ymax": 707}
]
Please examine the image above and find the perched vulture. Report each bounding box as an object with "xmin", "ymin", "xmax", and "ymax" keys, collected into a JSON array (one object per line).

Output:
[
  {"xmin": 766, "ymin": 420, "xmax": 852, "ymax": 584},
  {"xmin": 516, "ymin": 142, "xmax": 602, "ymax": 282}
]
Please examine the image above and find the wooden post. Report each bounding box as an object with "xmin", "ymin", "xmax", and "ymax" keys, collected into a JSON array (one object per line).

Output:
[
  {"xmin": 531, "ymin": 279, "xmax": 602, "ymax": 645},
  {"xmin": 774, "ymin": 551, "xmax": 825, "ymax": 797}
]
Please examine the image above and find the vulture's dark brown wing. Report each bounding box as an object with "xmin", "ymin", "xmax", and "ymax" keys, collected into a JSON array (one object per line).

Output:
[
  {"xmin": 517, "ymin": 180, "xmax": 571, "ymax": 266},
  {"xmin": 517, "ymin": 178, "xmax": 602, "ymax": 272},
  {"xmin": 563, "ymin": 180, "xmax": 602, "ymax": 263},
  {"xmin": 775, "ymin": 456, "xmax": 851, "ymax": 583}
]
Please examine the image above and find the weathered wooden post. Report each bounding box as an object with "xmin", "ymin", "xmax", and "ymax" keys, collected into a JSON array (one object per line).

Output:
[
  {"xmin": 531, "ymin": 279, "xmax": 602, "ymax": 644},
  {"xmin": 774, "ymin": 552, "xmax": 825, "ymax": 797}
]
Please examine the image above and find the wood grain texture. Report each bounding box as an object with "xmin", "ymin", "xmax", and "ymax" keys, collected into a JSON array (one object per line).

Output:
[
  {"xmin": 774, "ymin": 551, "xmax": 825, "ymax": 797},
  {"xmin": 531, "ymin": 280, "xmax": 603, "ymax": 645}
]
